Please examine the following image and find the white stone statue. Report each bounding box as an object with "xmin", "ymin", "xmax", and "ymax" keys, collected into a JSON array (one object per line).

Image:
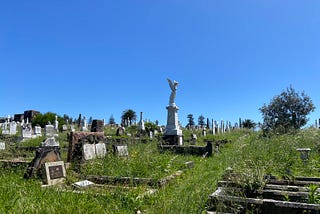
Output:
[{"xmin": 167, "ymin": 78, "xmax": 178, "ymax": 106}]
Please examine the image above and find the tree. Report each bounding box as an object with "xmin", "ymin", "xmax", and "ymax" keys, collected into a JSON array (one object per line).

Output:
[
  {"xmin": 121, "ymin": 109, "xmax": 137, "ymax": 126},
  {"xmin": 109, "ymin": 115, "xmax": 116, "ymax": 125},
  {"xmin": 198, "ymin": 115, "xmax": 206, "ymax": 128},
  {"xmin": 187, "ymin": 114, "xmax": 195, "ymax": 128},
  {"xmin": 31, "ymin": 112, "xmax": 65, "ymax": 129},
  {"xmin": 241, "ymin": 119, "xmax": 256, "ymax": 130},
  {"xmin": 260, "ymin": 86, "xmax": 315, "ymax": 134}
]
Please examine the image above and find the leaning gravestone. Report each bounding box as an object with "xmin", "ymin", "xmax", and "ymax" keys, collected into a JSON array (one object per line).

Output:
[
  {"xmin": 24, "ymin": 137, "xmax": 61, "ymax": 179},
  {"xmin": 42, "ymin": 161, "xmax": 66, "ymax": 186}
]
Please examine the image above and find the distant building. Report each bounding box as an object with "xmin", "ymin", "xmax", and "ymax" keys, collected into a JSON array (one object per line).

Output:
[
  {"xmin": 24, "ymin": 110, "xmax": 40, "ymax": 122},
  {"xmin": 14, "ymin": 114, "xmax": 24, "ymax": 122}
]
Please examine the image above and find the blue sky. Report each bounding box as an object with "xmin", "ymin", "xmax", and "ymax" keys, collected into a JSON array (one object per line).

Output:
[{"xmin": 1, "ymin": 1, "xmax": 320, "ymax": 126}]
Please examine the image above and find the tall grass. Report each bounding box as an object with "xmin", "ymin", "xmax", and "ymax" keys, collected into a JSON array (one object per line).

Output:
[{"xmin": 0, "ymin": 128, "xmax": 320, "ymax": 213}]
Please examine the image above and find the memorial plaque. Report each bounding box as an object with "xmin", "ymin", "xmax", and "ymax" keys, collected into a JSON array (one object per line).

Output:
[
  {"xmin": 49, "ymin": 165, "xmax": 63, "ymax": 179},
  {"xmin": 43, "ymin": 161, "xmax": 66, "ymax": 185}
]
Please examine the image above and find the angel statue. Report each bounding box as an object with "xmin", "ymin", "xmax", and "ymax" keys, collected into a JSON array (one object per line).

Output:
[{"xmin": 167, "ymin": 78, "xmax": 179, "ymax": 105}]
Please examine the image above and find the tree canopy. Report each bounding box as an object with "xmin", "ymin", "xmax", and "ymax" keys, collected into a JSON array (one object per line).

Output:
[
  {"xmin": 260, "ymin": 86, "xmax": 315, "ymax": 134},
  {"xmin": 121, "ymin": 109, "xmax": 137, "ymax": 126}
]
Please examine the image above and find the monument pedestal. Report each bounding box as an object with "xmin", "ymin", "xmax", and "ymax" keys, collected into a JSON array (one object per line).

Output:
[{"xmin": 163, "ymin": 105, "xmax": 183, "ymax": 145}]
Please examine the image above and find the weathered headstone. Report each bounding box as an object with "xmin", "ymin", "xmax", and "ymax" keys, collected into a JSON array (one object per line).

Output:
[
  {"xmin": 41, "ymin": 137, "xmax": 59, "ymax": 147},
  {"xmin": 0, "ymin": 142, "xmax": 5, "ymax": 150},
  {"xmin": 22, "ymin": 124, "xmax": 32, "ymax": 139},
  {"xmin": 62, "ymin": 124, "xmax": 68, "ymax": 132},
  {"xmin": 9, "ymin": 121, "xmax": 17, "ymax": 135},
  {"xmin": 116, "ymin": 126, "xmax": 125, "ymax": 136},
  {"xmin": 83, "ymin": 143, "xmax": 96, "ymax": 160},
  {"xmin": 95, "ymin": 142, "xmax": 107, "ymax": 158},
  {"xmin": 114, "ymin": 145, "xmax": 129, "ymax": 157},
  {"xmin": 91, "ymin": 120, "xmax": 104, "ymax": 132},
  {"xmin": 34, "ymin": 126, "xmax": 42, "ymax": 136},
  {"xmin": 73, "ymin": 180, "xmax": 94, "ymax": 189},
  {"xmin": 45, "ymin": 124, "xmax": 55, "ymax": 137},
  {"xmin": 43, "ymin": 161, "xmax": 66, "ymax": 186}
]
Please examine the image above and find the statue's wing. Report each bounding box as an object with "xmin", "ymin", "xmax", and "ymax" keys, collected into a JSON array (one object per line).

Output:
[{"xmin": 167, "ymin": 78, "xmax": 174, "ymax": 90}]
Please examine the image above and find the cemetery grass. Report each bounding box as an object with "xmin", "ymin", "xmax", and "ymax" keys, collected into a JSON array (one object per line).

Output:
[{"xmin": 1, "ymin": 129, "xmax": 320, "ymax": 213}]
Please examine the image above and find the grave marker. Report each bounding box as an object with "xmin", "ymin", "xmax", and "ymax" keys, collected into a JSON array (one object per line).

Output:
[
  {"xmin": 114, "ymin": 145, "xmax": 129, "ymax": 157},
  {"xmin": 83, "ymin": 143, "xmax": 96, "ymax": 160},
  {"xmin": 43, "ymin": 161, "xmax": 66, "ymax": 186},
  {"xmin": 95, "ymin": 142, "xmax": 107, "ymax": 158},
  {"xmin": 0, "ymin": 142, "xmax": 5, "ymax": 150}
]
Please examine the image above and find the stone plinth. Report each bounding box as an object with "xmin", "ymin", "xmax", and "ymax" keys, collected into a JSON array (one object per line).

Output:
[{"xmin": 163, "ymin": 105, "xmax": 183, "ymax": 145}]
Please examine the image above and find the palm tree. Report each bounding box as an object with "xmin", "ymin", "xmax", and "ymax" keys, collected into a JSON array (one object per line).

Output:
[{"xmin": 121, "ymin": 109, "xmax": 137, "ymax": 126}]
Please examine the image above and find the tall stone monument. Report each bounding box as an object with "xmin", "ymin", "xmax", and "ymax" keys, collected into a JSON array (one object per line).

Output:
[{"xmin": 163, "ymin": 78, "xmax": 183, "ymax": 145}]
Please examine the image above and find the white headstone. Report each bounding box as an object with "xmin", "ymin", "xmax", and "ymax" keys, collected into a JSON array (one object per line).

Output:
[
  {"xmin": 83, "ymin": 143, "xmax": 96, "ymax": 160},
  {"xmin": 95, "ymin": 143, "xmax": 107, "ymax": 158},
  {"xmin": 9, "ymin": 121, "xmax": 17, "ymax": 135},
  {"xmin": 22, "ymin": 124, "xmax": 32, "ymax": 138},
  {"xmin": 0, "ymin": 142, "xmax": 5, "ymax": 150},
  {"xmin": 34, "ymin": 126, "xmax": 42, "ymax": 135},
  {"xmin": 115, "ymin": 145, "xmax": 129, "ymax": 157},
  {"xmin": 62, "ymin": 124, "xmax": 68, "ymax": 131},
  {"xmin": 45, "ymin": 125, "xmax": 55, "ymax": 137}
]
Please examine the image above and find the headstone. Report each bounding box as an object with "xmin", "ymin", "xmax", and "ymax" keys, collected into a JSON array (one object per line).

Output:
[
  {"xmin": 2, "ymin": 129, "xmax": 9, "ymax": 135},
  {"xmin": 43, "ymin": 161, "xmax": 66, "ymax": 186},
  {"xmin": 95, "ymin": 142, "xmax": 107, "ymax": 158},
  {"xmin": 34, "ymin": 126, "xmax": 42, "ymax": 136},
  {"xmin": 41, "ymin": 137, "xmax": 60, "ymax": 147},
  {"xmin": 191, "ymin": 134, "xmax": 197, "ymax": 145},
  {"xmin": 73, "ymin": 180, "xmax": 94, "ymax": 189},
  {"xmin": 91, "ymin": 120, "xmax": 104, "ymax": 132},
  {"xmin": 45, "ymin": 125, "xmax": 55, "ymax": 137},
  {"xmin": 149, "ymin": 131, "xmax": 153, "ymax": 139},
  {"xmin": 116, "ymin": 126, "xmax": 125, "ymax": 136},
  {"xmin": 70, "ymin": 124, "xmax": 75, "ymax": 132},
  {"xmin": 0, "ymin": 142, "xmax": 5, "ymax": 150},
  {"xmin": 62, "ymin": 124, "xmax": 68, "ymax": 132},
  {"xmin": 296, "ymin": 148, "xmax": 311, "ymax": 164},
  {"xmin": 83, "ymin": 143, "xmax": 96, "ymax": 160},
  {"xmin": 9, "ymin": 121, "xmax": 17, "ymax": 135},
  {"xmin": 114, "ymin": 145, "xmax": 129, "ymax": 157},
  {"xmin": 22, "ymin": 124, "xmax": 32, "ymax": 138}
]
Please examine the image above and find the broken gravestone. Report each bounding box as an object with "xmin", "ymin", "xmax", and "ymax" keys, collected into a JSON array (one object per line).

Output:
[{"xmin": 24, "ymin": 137, "xmax": 61, "ymax": 179}]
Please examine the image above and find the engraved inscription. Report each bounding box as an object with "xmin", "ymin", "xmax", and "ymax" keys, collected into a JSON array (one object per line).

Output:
[{"xmin": 48, "ymin": 165, "xmax": 63, "ymax": 179}]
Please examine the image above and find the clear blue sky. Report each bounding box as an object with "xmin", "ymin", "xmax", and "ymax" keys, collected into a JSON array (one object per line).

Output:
[{"xmin": 1, "ymin": 1, "xmax": 319, "ymax": 126}]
